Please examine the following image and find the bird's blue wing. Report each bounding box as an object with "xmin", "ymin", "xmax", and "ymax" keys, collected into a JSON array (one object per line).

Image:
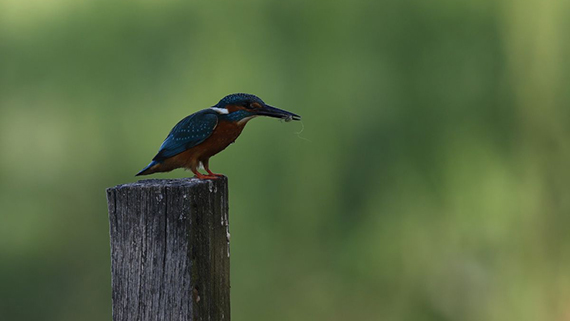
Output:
[{"xmin": 152, "ymin": 110, "xmax": 218, "ymax": 162}]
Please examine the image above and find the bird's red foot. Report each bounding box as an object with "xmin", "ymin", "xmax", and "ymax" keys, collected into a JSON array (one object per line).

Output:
[
  {"xmin": 194, "ymin": 173, "xmax": 219, "ymax": 180},
  {"xmin": 206, "ymin": 169, "xmax": 224, "ymax": 177}
]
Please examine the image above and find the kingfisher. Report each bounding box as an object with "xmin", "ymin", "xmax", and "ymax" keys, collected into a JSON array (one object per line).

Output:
[{"xmin": 136, "ymin": 93, "xmax": 301, "ymax": 179}]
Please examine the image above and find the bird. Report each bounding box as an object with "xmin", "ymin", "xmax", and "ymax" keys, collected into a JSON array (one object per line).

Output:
[{"xmin": 136, "ymin": 93, "xmax": 301, "ymax": 179}]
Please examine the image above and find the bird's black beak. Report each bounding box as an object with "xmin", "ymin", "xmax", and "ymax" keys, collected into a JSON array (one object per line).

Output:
[{"xmin": 256, "ymin": 104, "xmax": 301, "ymax": 121}]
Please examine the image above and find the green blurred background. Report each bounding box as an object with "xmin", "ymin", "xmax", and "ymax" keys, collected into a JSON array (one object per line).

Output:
[{"xmin": 1, "ymin": 0, "xmax": 569, "ymax": 320}]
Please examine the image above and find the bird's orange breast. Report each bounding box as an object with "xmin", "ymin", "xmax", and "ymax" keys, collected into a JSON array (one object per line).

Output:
[
  {"xmin": 197, "ymin": 120, "xmax": 245, "ymax": 158},
  {"xmin": 168, "ymin": 120, "xmax": 243, "ymax": 164},
  {"xmin": 157, "ymin": 119, "xmax": 248, "ymax": 172}
]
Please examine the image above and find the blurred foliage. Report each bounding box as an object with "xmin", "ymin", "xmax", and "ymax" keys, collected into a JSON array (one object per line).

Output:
[{"xmin": 1, "ymin": 0, "xmax": 569, "ymax": 320}]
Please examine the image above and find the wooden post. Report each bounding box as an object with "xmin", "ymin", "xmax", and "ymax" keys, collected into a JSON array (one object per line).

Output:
[{"xmin": 106, "ymin": 177, "xmax": 230, "ymax": 321}]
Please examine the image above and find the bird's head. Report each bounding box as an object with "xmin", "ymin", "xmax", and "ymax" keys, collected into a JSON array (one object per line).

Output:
[{"xmin": 211, "ymin": 93, "xmax": 301, "ymax": 123}]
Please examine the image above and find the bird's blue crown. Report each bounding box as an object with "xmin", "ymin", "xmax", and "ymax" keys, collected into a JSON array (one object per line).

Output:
[{"xmin": 215, "ymin": 93, "xmax": 265, "ymax": 107}]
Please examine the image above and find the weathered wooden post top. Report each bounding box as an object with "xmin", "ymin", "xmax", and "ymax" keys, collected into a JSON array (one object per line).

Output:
[{"xmin": 106, "ymin": 177, "xmax": 230, "ymax": 321}]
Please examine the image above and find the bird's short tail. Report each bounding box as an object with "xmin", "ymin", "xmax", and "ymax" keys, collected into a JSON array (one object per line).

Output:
[{"xmin": 136, "ymin": 160, "xmax": 160, "ymax": 176}]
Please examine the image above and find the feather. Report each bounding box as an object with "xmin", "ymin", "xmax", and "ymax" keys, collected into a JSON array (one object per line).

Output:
[{"xmin": 152, "ymin": 110, "xmax": 219, "ymax": 162}]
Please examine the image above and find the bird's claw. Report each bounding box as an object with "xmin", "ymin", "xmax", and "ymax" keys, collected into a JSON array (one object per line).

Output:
[
  {"xmin": 194, "ymin": 174, "xmax": 220, "ymax": 180},
  {"xmin": 206, "ymin": 170, "xmax": 224, "ymax": 178}
]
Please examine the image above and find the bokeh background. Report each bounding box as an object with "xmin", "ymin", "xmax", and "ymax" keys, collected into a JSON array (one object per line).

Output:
[{"xmin": 1, "ymin": 0, "xmax": 569, "ymax": 320}]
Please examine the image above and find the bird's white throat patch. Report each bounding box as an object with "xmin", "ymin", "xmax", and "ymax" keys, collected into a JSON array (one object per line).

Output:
[{"xmin": 211, "ymin": 107, "xmax": 229, "ymax": 114}]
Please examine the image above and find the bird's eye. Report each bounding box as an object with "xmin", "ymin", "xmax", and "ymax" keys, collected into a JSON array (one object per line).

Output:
[{"xmin": 242, "ymin": 102, "xmax": 253, "ymax": 109}]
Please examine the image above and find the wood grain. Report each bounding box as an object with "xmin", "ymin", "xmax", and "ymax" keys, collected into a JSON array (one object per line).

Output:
[{"xmin": 106, "ymin": 177, "xmax": 230, "ymax": 321}]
